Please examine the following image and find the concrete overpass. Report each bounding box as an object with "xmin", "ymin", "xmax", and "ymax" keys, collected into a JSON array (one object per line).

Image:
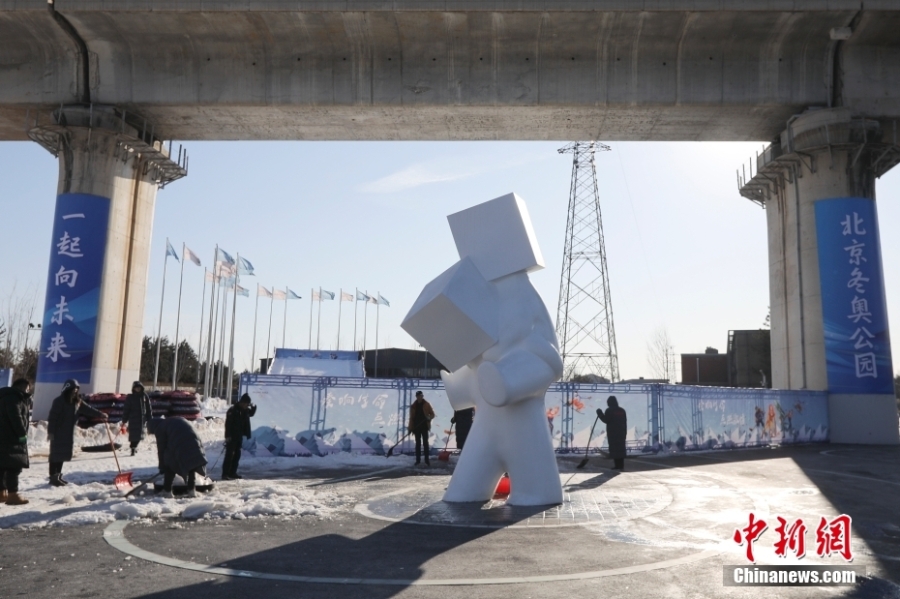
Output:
[
  {"xmin": 2, "ymin": 1, "xmax": 899, "ymax": 443},
  {"xmin": 2, "ymin": 1, "xmax": 900, "ymax": 141}
]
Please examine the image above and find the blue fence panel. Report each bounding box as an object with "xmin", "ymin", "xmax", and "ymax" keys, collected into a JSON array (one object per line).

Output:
[
  {"xmin": 238, "ymin": 374, "xmax": 830, "ymax": 456},
  {"xmin": 658, "ymin": 386, "xmax": 829, "ymax": 451}
]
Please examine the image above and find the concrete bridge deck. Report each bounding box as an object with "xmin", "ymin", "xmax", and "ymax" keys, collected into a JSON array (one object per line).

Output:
[{"xmin": 2, "ymin": 1, "xmax": 899, "ymax": 141}]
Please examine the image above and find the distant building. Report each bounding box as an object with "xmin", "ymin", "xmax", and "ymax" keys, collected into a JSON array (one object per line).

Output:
[
  {"xmin": 363, "ymin": 348, "xmax": 446, "ymax": 379},
  {"xmin": 680, "ymin": 330, "xmax": 771, "ymax": 388},
  {"xmin": 728, "ymin": 330, "xmax": 772, "ymax": 388},
  {"xmin": 680, "ymin": 347, "xmax": 729, "ymax": 386}
]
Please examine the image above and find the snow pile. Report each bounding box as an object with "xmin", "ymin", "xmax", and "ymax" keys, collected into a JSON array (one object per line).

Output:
[
  {"xmin": 177, "ymin": 484, "xmax": 335, "ymax": 520},
  {"xmin": 0, "ymin": 475, "xmax": 340, "ymax": 530},
  {"xmin": 5, "ymin": 415, "xmax": 421, "ymax": 530},
  {"xmin": 199, "ymin": 396, "xmax": 230, "ymax": 418}
]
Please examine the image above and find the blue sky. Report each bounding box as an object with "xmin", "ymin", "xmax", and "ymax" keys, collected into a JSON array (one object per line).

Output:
[{"xmin": 2, "ymin": 140, "xmax": 899, "ymax": 381}]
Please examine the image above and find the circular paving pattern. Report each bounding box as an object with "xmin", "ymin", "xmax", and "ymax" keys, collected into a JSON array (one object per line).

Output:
[
  {"xmin": 102, "ymin": 464, "xmax": 770, "ymax": 586},
  {"xmin": 356, "ymin": 472, "xmax": 673, "ymax": 528}
]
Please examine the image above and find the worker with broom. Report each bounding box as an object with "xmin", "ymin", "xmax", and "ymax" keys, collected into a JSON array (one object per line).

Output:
[
  {"xmin": 596, "ymin": 396, "xmax": 627, "ymax": 471},
  {"xmin": 121, "ymin": 381, "xmax": 153, "ymax": 456},
  {"xmin": 47, "ymin": 379, "xmax": 107, "ymax": 487},
  {"xmin": 408, "ymin": 391, "xmax": 435, "ymax": 466},
  {"xmin": 148, "ymin": 416, "xmax": 207, "ymax": 498}
]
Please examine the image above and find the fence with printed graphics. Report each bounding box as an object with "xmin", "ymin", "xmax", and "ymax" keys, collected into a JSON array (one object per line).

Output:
[{"xmin": 239, "ymin": 374, "xmax": 829, "ymax": 456}]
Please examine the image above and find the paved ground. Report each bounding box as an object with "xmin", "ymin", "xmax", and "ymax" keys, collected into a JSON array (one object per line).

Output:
[{"xmin": 2, "ymin": 444, "xmax": 900, "ymax": 599}]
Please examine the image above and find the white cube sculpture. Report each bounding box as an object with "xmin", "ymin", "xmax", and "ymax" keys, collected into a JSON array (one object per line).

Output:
[
  {"xmin": 447, "ymin": 192, "xmax": 545, "ymax": 281},
  {"xmin": 400, "ymin": 257, "xmax": 499, "ymax": 373},
  {"xmin": 404, "ymin": 192, "xmax": 563, "ymax": 507}
]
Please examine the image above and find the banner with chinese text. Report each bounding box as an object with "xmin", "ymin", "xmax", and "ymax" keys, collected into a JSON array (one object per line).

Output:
[
  {"xmin": 815, "ymin": 197, "xmax": 893, "ymax": 394},
  {"xmin": 36, "ymin": 193, "xmax": 111, "ymax": 384}
]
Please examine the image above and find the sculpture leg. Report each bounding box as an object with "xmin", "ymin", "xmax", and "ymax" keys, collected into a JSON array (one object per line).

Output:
[
  {"xmin": 443, "ymin": 419, "xmax": 504, "ymax": 503},
  {"xmin": 502, "ymin": 399, "xmax": 563, "ymax": 506}
]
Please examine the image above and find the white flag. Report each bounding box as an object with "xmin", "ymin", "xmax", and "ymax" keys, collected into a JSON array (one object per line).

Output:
[
  {"xmin": 258, "ymin": 285, "xmax": 273, "ymax": 298},
  {"xmin": 204, "ymin": 270, "xmax": 214, "ymax": 282},
  {"xmin": 216, "ymin": 261, "xmax": 236, "ymax": 278},
  {"xmin": 184, "ymin": 245, "xmax": 202, "ymax": 266},
  {"xmin": 341, "ymin": 291, "xmax": 353, "ymax": 302},
  {"xmin": 273, "ymin": 289, "xmax": 287, "ymax": 300},
  {"xmin": 312, "ymin": 290, "xmax": 321, "ymax": 301}
]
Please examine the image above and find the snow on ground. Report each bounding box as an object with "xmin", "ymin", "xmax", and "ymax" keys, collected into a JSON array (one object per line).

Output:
[{"xmin": 3, "ymin": 417, "xmax": 416, "ymax": 531}]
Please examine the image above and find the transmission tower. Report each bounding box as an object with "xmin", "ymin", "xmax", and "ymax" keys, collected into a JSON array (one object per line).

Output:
[{"xmin": 556, "ymin": 142, "xmax": 619, "ymax": 383}]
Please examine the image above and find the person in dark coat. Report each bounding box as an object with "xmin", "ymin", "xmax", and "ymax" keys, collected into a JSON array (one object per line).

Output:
[
  {"xmin": 597, "ymin": 395, "xmax": 627, "ymax": 470},
  {"xmin": 407, "ymin": 391, "xmax": 435, "ymax": 466},
  {"xmin": 148, "ymin": 417, "xmax": 207, "ymax": 498},
  {"xmin": 221, "ymin": 393, "xmax": 256, "ymax": 480},
  {"xmin": 47, "ymin": 379, "xmax": 107, "ymax": 486},
  {"xmin": 121, "ymin": 381, "xmax": 153, "ymax": 456},
  {"xmin": 0, "ymin": 378, "xmax": 32, "ymax": 505},
  {"xmin": 450, "ymin": 408, "xmax": 474, "ymax": 450}
]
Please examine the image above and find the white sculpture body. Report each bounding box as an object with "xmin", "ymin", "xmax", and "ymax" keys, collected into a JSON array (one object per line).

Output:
[
  {"xmin": 401, "ymin": 193, "xmax": 564, "ymax": 506},
  {"xmin": 442, "ymin": 271, "xmax": 564, "ymax": 505}
]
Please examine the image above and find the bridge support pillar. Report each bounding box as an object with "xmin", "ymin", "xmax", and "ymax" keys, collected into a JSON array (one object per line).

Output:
[
  {"xmin": 740, "ymin": 108, "xmax": 900, "ymax": 444},
  {"xmin": 27, "ymin": 106, "xmax": 186, "ymax": 419}
]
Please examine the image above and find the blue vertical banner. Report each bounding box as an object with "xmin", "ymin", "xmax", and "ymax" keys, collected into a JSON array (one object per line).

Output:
[
  {"xmin": 815, "ymin": 197, "xmax": 893, "ymax": 394},
  {"xmin": 36, "ymin": 193, "xmax": 111, "ymax": 384}
]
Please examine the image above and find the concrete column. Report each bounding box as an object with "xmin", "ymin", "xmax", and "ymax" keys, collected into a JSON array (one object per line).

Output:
[
  {"xmin": 744, "ymin": 108, "xmax": 900, "ymax": 444},
  {"xmin": 29, "ymin": 106, "xmax": 186, "ymax": 419}
]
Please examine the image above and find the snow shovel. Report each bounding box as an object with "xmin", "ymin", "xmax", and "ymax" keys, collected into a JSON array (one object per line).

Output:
[
  {"xmin": 438, "ymin": 423, "xmax": 454, "ymax": 462},
  {"xmin": 386, "ymin": 431, "xmax": 412, "ymax": 458},
  {"xmin": 124, "ymin": 472, "xmax": 162, "ymax": 498},
  {"xmin": 576, "ymin": 416, "xmax": 600, "ymax": 469},
  {"xmin": 105, "ymin": 422, "xmax": 134, "ymax": 490}
]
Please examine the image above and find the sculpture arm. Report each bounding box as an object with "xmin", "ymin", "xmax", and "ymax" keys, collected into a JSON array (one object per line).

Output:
[
  {"xmin": 476, "ymin": 330, "xmax": 563, "ymax": 407},
  {"xmin": 440, "ymin": 367, "xmax": 478, "ymax": 412}
]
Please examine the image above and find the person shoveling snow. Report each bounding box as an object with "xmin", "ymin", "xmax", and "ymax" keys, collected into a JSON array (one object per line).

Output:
[
  {"xmin": 148, "ymin": 417, "xmax": 210, "ymax": 498},
  {"xmin": 47, "ymin": 380, "xmax": 108, "ymax": 487}
]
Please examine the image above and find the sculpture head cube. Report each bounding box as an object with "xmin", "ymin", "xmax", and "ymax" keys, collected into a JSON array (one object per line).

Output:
[
  {"xmin": 447, "ymin": 192, "xmax": 545, "ymax": 281},
  {"xmin": 400, "ymin": 257, "xmax": 499, "ymax": 372}
]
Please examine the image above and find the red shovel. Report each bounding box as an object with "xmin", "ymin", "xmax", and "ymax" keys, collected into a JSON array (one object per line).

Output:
[
  {"xmin": 105, "ymin": 422, "xmax": 134, "ymax": 491},
  {"xmin": 438, "ymin": 423, "xmax": 454, "ymax": 462}
]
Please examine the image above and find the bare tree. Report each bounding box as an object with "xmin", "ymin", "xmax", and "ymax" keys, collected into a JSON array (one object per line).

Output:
[
  {"xmin": 646, "ymin": 327, "xmax": 677, "ymax": 382},
  {"xmin": 0, "ymin": 282, "xmax": 39, "ymax": 372}
]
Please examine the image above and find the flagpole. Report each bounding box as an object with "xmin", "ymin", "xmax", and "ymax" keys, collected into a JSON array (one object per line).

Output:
[
  {"xmin": 171, "ymin": 242, "xmax": 187, "ymax": 390},
  {"xmin": 336, "ymin": 288, "xmax": 343, "ymax": 351},
  {"xmin": 353, "ymin": 288, "xmax": 359, "ymax": 352},
  {"xmin": 203, "ymin": 245, "xmax": 218, "ymax": 399},
  {"xmin": 282, "ymin": 287, "xmax": 288, "ymax": 348},
  {"xmin": 211, "ymin": 271, "xmax": 223, "ymax": 397},
  {"xmin": 308, "ymin": 288, "xmax": 314, "ymax": 349},
  {"xmin": 251, "ymin": 284, "xmax": 260, "ymax": 373},
  {"xmin": 316, "ymin": 286, "xmax": 323, "ymax": 351},
  {"xmin": 362, "ymin": 289, "xmax": 369, "ymax": 357},
  {"xmin": 196, "ymin": 268, "xmax": 208, "ymax": 389},
  {"xmin": 375, "ymin": 294, "xmax": 380, "ymax": 378},
  {"xmin": 265, "ymin": 289, "xmax": 275, "ymax": 370},
  {"xmin": 209, "ymin": 264, "xmax": 222, "ymax": 397},
  {"xmin": 217, "ymin": 277, "xmax": 230, "ymax": 397},
  {"xmin": 153, "ymin": 238, "xmax": 171, "ymax": 391},
  {"xmin": 362, "ymin": 290, "xmax": 370, "ymax": 376},
  {"xmin": 225, "ymin": 253, "xmax": 240, "ymax": 403}
]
